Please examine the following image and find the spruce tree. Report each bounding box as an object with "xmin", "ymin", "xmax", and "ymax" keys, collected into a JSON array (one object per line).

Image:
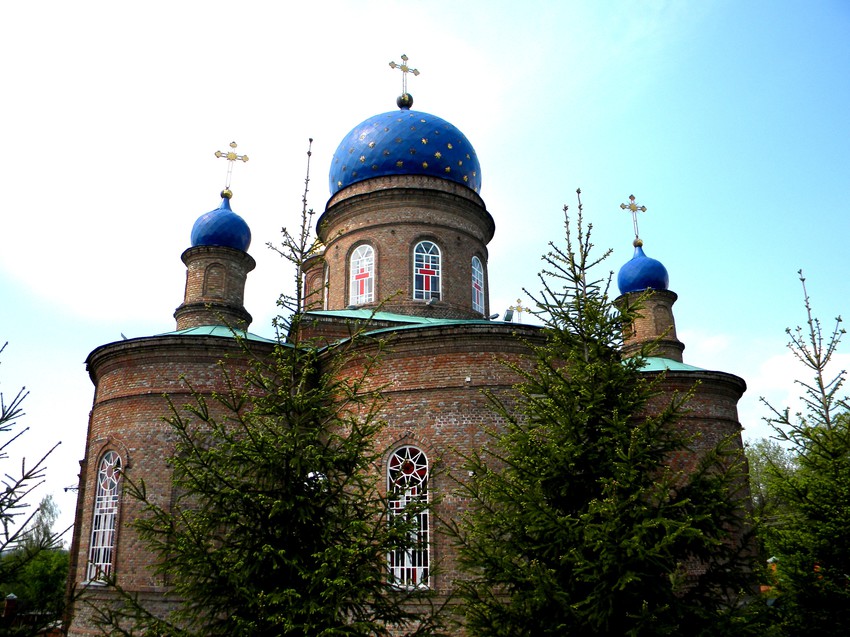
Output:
[
  {"xmin": 761, "ymin": 271, "xmax": 850, "ymax": 635},
  {"xmin": 452, "ymin": 194, "xmax": 758, "ymax": 636}
]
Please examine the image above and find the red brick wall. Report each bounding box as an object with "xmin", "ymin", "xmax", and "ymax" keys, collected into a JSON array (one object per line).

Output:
[
  {"xmin": 317, "ymin": 175, "xmax": 495, "ymax": 319},
  {"xmin": 174, "ymin": 246, "xmax": 255, "ymax": 330},
  {"xmin": 65, "ymin": 336, "xmax": 272, "ymax": 635}
]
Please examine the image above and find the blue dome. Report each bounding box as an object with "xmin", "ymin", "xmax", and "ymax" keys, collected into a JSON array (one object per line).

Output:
[
  {"xmin": 617, "ymin": 244, "xmax": 669, "ymax": 295},
  {"xmin": 329, "ymin": 108, "xmax": 481, "ymax": 196},
  {"xmin": 190, "ymin": 197, "xmax": 251, "ymax": 252}
]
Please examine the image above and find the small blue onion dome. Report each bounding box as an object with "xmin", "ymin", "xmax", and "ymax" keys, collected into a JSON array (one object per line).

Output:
[
  {"xmin": 190, "ymin": 193, "xmax": 251, "ymax": 252},
  {"xmin": 617, "ymin": 241, "xmax": 669, "ymax": 295},
  {"xmin": 329, "ymin": 106, "xmax": 481, "ymax": 196}
]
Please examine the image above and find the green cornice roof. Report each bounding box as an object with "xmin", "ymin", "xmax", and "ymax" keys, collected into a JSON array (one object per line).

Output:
[
  {"xmin": 305, "ymin": 309, "xmax": 500, "ymax": 326},
  {"xmin": 157, "ymin": 325, "xmax": 276, "ymax": 343},
  {"xmin": 640, "ymin": 357, "xmax": 707, "ymax": 372}
]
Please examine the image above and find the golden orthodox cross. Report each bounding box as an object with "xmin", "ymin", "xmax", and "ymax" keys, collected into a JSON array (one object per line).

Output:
[
  {"xmin": 620, "ymin": 194, "xmax": 647, "ymax": 242},
  {"xmin": 508, "ymin": 298, "xmax": 531, "ymax": 323},
  {"xmin": 389, "ymin": 54, "xmax": 420, "ymax": 94},
  {"xmin": 214, "ymin": 141, "xmax": 249, "ymax": 196}
]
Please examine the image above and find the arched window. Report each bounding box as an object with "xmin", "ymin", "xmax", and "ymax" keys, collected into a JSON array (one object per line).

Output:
[
  {"xmin": 87, "ymin": 450, "xmax": 122, "ymax": 582},
  {"xmin": 413, "ymin": 241, "xmax": 440, "ymax": 301},
  {"xmin": 387, "ymin": 446, "xmax": 429, "ymax": 588},
  {"xmin": 349, "ymin": 244, "xmax": 375, "ymax": 305},
  {"xmin": 471, "ymin": 255, "xmax": 485, "ymax": 314}
]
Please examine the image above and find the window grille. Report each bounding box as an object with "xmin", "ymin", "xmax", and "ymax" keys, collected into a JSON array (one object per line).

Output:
[
  {"xmin": 86, "ymin": 450, "xmax": 122, "ymax": 582},
  {"xmin": 387, "ymin": 446, "xmax": 429, "ymax": 588},
  {"xmin": 350, "ymin": 244, "xmax": 375, "ymax": 305},
  {"xmin": 413, "ymin": 241, "xmax": 441, "ymax": 301},
  {"xmin": 472, "ymin": 256, "xmax": 485, "ymax": 314}
]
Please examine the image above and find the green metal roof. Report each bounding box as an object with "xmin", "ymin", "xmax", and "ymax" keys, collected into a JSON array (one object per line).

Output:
[
  {"xmin": 640, "ymin": 357, "xmax": 707, "ymax": 372},
  {"xmin": 154, "ymin": 321, "xmax": 708, "ymax": 374},
  {"xmin": 157, "ymin": 325, "xmax": 277, "ymax": 343},
  {"xmin": 306, "ymin": 309, "xmax": 501, "ymax": 326}
]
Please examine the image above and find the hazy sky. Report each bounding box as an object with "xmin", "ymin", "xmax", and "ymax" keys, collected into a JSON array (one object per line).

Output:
[{"xmin": 1, "ymin": 0, "xmax": 848, "ymax": 536}]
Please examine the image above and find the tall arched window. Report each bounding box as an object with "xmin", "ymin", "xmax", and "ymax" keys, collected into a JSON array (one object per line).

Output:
[
  {"xmin": 387, "ymin": 446, "xmax": 429, "ymax": 588},
  {"xmin": 413, "ymin": 241, "xmax": 440, "ymax": 301},
  {"xmin": 471, "ymin": 255, "xmax": 485, "ymax": 314},
  {"xmin": 87, "ymin": 450, "xmax": 122, "ymax": 582},
  {"xmin": 349, "ymin": 244, "xmax": 375, "ymax": 305}
]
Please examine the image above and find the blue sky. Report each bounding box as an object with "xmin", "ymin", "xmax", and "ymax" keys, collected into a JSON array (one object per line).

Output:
[{"xmin": 1, "ymin": 0, "xmax": 848, "ymax": 536}]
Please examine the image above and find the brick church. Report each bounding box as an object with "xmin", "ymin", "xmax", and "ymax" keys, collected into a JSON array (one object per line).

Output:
[{"xmin": 64, "ymin": 77, "xmax": 748, "ymax": 634}]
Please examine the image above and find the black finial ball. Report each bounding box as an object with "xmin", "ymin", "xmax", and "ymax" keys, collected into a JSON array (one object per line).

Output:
[{"xmin": 397, "ymin": 93, "xmax": 414, "ymax": 110}]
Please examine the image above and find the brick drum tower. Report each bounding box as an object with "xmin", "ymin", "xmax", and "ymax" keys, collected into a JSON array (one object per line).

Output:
[
  {"xmin": 65, "ymin": 82, "xmax": 749, "ymax": 634},
  {"xmin": 65, "ymin": 191, "xmax": 274, "ymax": 634}
]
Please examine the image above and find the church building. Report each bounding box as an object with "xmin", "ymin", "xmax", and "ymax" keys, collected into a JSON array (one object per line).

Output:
[{"xmin": 64, "ymin": 63, "xmax": 748, "ymax": 635}]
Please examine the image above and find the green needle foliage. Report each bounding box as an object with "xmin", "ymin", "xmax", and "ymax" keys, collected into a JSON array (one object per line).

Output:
[
  {"xmin": 760, "ymin": 271, "xmax": 850, "ymax": 635},
  {"xmin": 451, "ymin": 194, "xmax": 759, "ymax": 636}
]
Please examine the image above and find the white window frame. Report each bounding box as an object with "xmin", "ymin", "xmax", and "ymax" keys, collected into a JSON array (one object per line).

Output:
[
  {"xmin": 413, "ymin": 241, "xmax": 441, "ymax": 301},
  {"xmin": 349, "ymin": 244, "xmax": 375, "ymax": 306},
  {"xmin": 471, "ymin": 255, "xmax": 485, "ymax": 314},
  {"xmin": 86, "ymin": 450, "xmax": 122, "ymax": 582},
  {"xmin": 387, "ymin": 446, "xmax": 429, "ymax": 588}
]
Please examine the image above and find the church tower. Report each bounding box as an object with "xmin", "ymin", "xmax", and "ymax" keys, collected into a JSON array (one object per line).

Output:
[
  {"xmin": 296, "ymin": 65, "xmax": 537, "ymax": 597},
  {"xmin": 65, "ymin": 183, "xmax": 274, "ymax": 635},
  {"xmin": 613, "ymin": 198, "xmax": 748, "ymax": 579},
  {"xmin": 303, "ymin": 64, "xmax": 493, "ymax": 322}
]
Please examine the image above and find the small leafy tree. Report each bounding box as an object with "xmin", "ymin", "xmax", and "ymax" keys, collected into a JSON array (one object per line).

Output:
[
  {"xmin": 91, "ymin": 145, "xmax": 442, "ymax": 636},
  {"xmin": 452, "ymin": 193, "xmax": 759, "ymax": 636},
  {"xmin": 743, "ymin": 438, "xmax": 795, "ymax": 553},
  {"xmin": 760, "ymin": 271, "xmax": 850, "ymax": 635},
  {"xmin": 1, "ymin": 496, "xmax": 69, "ymax": 636}
]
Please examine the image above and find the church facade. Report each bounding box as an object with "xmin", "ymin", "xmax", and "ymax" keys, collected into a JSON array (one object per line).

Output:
[{"xmin": 64, "ymin": 88, "xmax": 747, "ymax": 635}]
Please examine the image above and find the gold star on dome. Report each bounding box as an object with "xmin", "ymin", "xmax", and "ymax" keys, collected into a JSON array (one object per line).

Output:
[{"xmin": 434, "ymin": 151, "xmax": 442, "ymax": 159}]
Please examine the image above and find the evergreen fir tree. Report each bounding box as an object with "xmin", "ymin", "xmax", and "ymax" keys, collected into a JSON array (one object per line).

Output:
[
  {"xmin": 452, "ymin": 193, "xmax": 759, "ymax": 636},
  {"xmin": 761, "ymin": 271, "xmax": 850, "ymax": 635}
]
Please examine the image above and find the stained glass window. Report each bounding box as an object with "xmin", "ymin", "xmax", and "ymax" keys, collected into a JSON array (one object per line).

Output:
[
  {"xmin": 349, "ymin": 244, "xmax": 375, "ymax": 305},
  {"xmin": 472, "ymin": 255, "xmax": 485, "ymax": 314},
  {"xmin": 413, "ymin": 241, "xmax": 440, "ymax": 301},
  {"xmin": 387, "ymin": 446, "xmax": 429, "ymax": 588},
  {"xmin": 87, "ymin": 450, "xmax": 122, "ymax": 582}
]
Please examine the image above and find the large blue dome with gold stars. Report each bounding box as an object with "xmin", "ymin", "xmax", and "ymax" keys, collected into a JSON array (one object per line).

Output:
[{"xmin": 329, "ymin": 108, "xmax": 481, "ymax": 196}]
